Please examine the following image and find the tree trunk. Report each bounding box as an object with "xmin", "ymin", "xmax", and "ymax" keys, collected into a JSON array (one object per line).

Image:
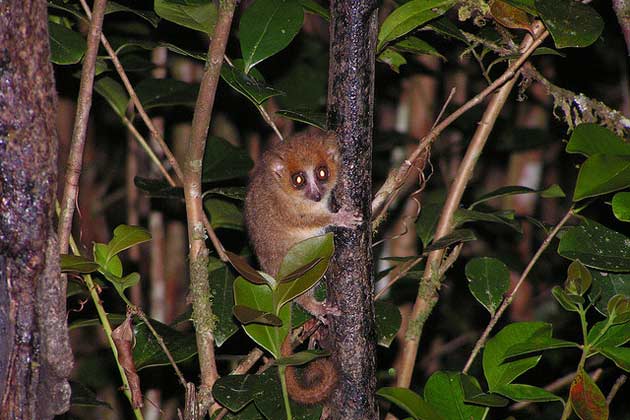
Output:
[
  {"xmin": 326, "ymin": 1, "xmax": 378, "ymax": 419},
  {"xmin": 0, "ymin": 1, "xmax": 73, "ymax": 417}
]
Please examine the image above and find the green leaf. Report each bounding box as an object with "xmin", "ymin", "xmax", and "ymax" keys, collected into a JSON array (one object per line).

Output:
[
  {"xmin": 569, "ymin": 368, "xmax": 609, "ymax": 420},
  {"xmin": 598, "ymin": 346, "xmax": 630, "ymax": 372},
  {"xmin": 94, "ymin": 77, "xmax": 129, "ymax": 117},
  {"xmin": 221, "ymin": 62, "xmax": 284, "ymax": 106},
  {"xmin": 154, "ymin": 0, "xmax": 217, "ymax": 34},
  {"xmin": 608, "ymin": 294, "xmax": 630, "ymax": 324},
  {"xmin": 212, "ymin": 373, "xmax": 263, "ymax": 412},
  {"xmin": 239, "ymin": 0, "xmax": 304, "ymax": 73},
  {"xmin": 204, "ymin": 198, "xmax": 244, "ymax": 231},
  {"xmin": 471, "ymin": 184, "xmax": 564, "ymax": 208},
  {"xmin": 391, "ymin": 36, "xmax": 445, "ymax": 60},
  {"xmin": 465, "ymin": 257, "xmax": 510, "ymax": 315},
  {"xmin": 70, "ymin": 381, "xmax": 111, "ymax": 408},
  {"xmin": 133, "ymin": 317, "xmax": 197, "ymax": 369},
  {"xmin": 416, "ymin": 203, "xmax": 442, "ymax": 247},
  {"xmin": 461, "ymin": 374, "xmax": 508, "ymax": 407},
  {"xmin": 612, "ymin": 192, "xmax": 630, "ymax": 222},
  {"xmin": 566, "ymin": 123, "xmax": 630, "ymax": 157},
  {"xmin": 299, "ymin": 0, "xmax": 329, "ymax": 20},
  {"xmin": 552, "ymin": 286, "xmax": 580, "ymax": 312},
  {"xmin": 377, "ymin": 387, "xmax": 445, "ymax": 420},
  {"xmin": 275, "ymin": 109, "xmax": 326, "ymax": 130},
  {"xmin": 558, "ymin": 218, "xmax": 630, "ymax": 272},
  {"xmin": 233, "ymin": 305, "xmax": 283, "ymax": 326},
  {"xmin": 61, "ymin": 254, "xmax": 99, "ymax": 273},
  {"xmin": 106, "ymin": 2, "xmax": 160, "ymax": 27},
  {"xmin": 424, "ymin": 371, "xmax": 486, "ymax": 420},
  {"xmin": 503, "ymin": 329, "xmax": 578, "ymax": 358},
  {"xmin": 493, "ymin": 383, "xmax": 563, "ymax": 404},
  {"xmin": 233, "ymin": 277, "xmax": 290, "ymax": 358},
  {"xmin": 375, "ymin": 301, "xmax": 402, "ymax": 348},
  {"xmin": 107, "ymin": 225, "xmax": 151, "ymax": 262},
  {"xmin": 113, "ymin": 40, "xmax": 207, "ymax": 61},
  {"xmin": 48, "ymin": 22, "xmax": 86, "ymax": 65},
  {"xmin": 573, "ymin": 154, "xmax": 630, "ymax": 201},
  {"xmin": 424, "ymin": 229, "xmax": 477, "ymax": 252},
  {"xmin": 427, "ymin": 16, "xmax": 468, "ymax": 43},
  {"xmin": 454, "ymin": 208, "xmax": 521, "ymax": 233},
  {"xmin": 377, "ymin": 0, "xmax": 457, "ymax": 53},
  {"xmin": 202, "ymin": 136, "xmax": 254, "ymax": 182},
  {"xmin": 275, "ymin": 234, "xmax": 334, "ymax": 310},
  {"xmin": 135, "ymin": 78, "xmax": 198, "ymax": 109},
  {"xmin": 208, "ymin": 259, "xmax": 239, "ymax": 347},
  {"xmin": 536, "ymin": 0, "xmax": 603, "ymax": 48},
  {"xmin": 134, "ymin": 177, "xmax": 183, "ymax": 199},
  {"xmin": 589, "ymin": 271, "xmax": 630, "ymax": 316},
  {"xmin": 275, "ymin": 349, "xmax": 330, "ymax": 366},
  {"xmin": 377, "ymin": 48, "xmax": 407, "ymax": 73},
  {"xmin": 565, "ymin": 260, "xmax": 592, "ymax": 296},
  {"xmin": 48, "ymin": 0, "xmax": 85, "ymax": 21},
  {"xmin": 483, "ymin": 322, "xmax": 547, "ymax": 390},
  {"xmin": 588, "ymin": 320, "xmax": 630, "ymax": 348},
  {"xmin": 93, "ymin": 243, "xmax": 122, "ymax": 277},
  {"xmin": 501, "ymin": 0, "xmax": 538, "ymax": 16}
]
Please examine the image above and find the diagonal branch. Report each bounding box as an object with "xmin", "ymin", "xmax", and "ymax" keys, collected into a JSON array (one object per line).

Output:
[{"xmin": 57, "ymin": 0, "xmax": 108, "ymax": 254}]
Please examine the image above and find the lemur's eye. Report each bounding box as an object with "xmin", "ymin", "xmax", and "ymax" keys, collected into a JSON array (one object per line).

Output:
[
  {"xmin": 315, "ymin": 166, "xmax": 329, "ymax": 181},
  {"xmin": 291, "ymin": 171, "xmax": 306, "ymax": 189}
]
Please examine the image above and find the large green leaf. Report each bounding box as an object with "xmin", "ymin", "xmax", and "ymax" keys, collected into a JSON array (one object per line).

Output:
[
  {"xmin": 612, "ymin": 192, "xmax": 630, "ymax": 222},
  {"xmin": 483, "ymin": 322, "xmax": 547, "ymax": 390},
  {"xmin": 377, "ymin": 48, "xmax": 407, "ymax": 73},
  {"xmin": 375, "ymin": 301, "xmax": 402, "ymax": 348},
  {"xmin": 233, "ymin": 277, "xmax": 290, "ymax": 358},
  {"xmin": 202, "ymin": 136, "xmax": 253, "ymax": 183},
  {"xmin": 275, "ymin": 109, "xmax": 326, "ymax": 130},
  {"xmin": 212, "ymin": 373, "xmax": 263, "ymax": 412},
  {"xmin": 391, "ymin": 36, "xmax": 444, "ymax": 60},
  {"xmin": 460, "ymin": 374, "xmax": 508, "ymax": 407},
  {"xmin": 588, "ymin": 271, "xmax": 630, "ymax": 316},
  {"xmin": 502, "ymin": 325, "xmax": 578, "ymax": 358},
  {"xmin": 588, "ymin": 320, "xmax": 630, "ymax": 348},
  {"xmin": 94, "ymin": 77, "xmax": 129, "ymax": 117},
  {"xmin": 48, "ymin": 22, "xmax": 86, "ymax": 65},
  {"xmin": 536, "ymin": 0, "xmax": 603, "ymax": 48},
  {"xmin": 566, "ymin": 123, "xmax": 630, "ymax": 157},
  {"xmin": 204, "ymin": 198, "xmax": 244, "ymax": 231},
  {"xmin": 135, "ymin": 78, "xmax": 199, "ymax": 109},
  {"xmin": 573, "ymin": 154, "xmax": 630, "ymax": 201},
  {"xmin": 106, "ymin": 225, "xmax": 152, "ymax": 263},
  {"xmin": 220, "ymin": 62, "xmax": 284, "ymax": 105},
  {"xmin": 465, "ymin": 257, "xmax": 510, "ymax": 315},
  {"xmin": 154, "ymin": 0, "xmax": 217, "ymax": 34},
  {"xmin": 471, "ymin": 184, "xmax": 565, "ymax": 208},
  {"xmin": 377, "ymin": 387, "xmax": 444, "ymax": 420},
  {"xmin": 61, "ymin": 255, "xmax": 99, "ymax": 274},
  {"xmin": 599, "ymin": 346, "xmax": 630, "ymax": 372},
  {"xmin": 106, "ymin": 2, "xmax": 160, "ymax": 27},
  {"xmin": 558, "ymin": 218, "xmax": 630, "ymax": 272},
  {"xmin": 377, "ymin": 0, "xmax": 456, "ymax": 53},
  {"xmin": 454, "ymin": 208, "xmax": 521, "ymax": 233},
  {"xmin": 424, "ymin": 229, "xmax": 477, "ymax": 252},
  {"xmin": 416, "ymin": 203, "xmax": 442, "ymax": 247},
  {"xmin": 275, "ymin": 234, "xmax": 334, "ymax": 310},
  {"xmin": 424, "ymin": 371, "xmax": 486, "ymax": 420},
  {"xmin": 208, "ymin": 259, "xmax": 239, "ymax": 347},
  {"xmin": 239, "ymin": 0, "xmax": 304, "ymax": 73},
  {"xmin": 133, "ymin": 317, "xmax": 197, "ymax": 369},
  {"xmin": 493, "ymin": 383, "xmax": 563, "ymax": 404}
]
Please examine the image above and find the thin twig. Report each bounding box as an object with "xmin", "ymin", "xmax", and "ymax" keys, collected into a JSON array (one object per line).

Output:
[
  {"xmin": 394, "ymin": 22, "xmax": 549, "ymax": 390},
  {"xmin": 183, "ymin": 0, "xmax": 236, "ymax": 413},
  {"xmin": 371, "ymin": 28, "xmax": 549, "ymax": 224},
  {"xmin": 78, "ymin": 0, "xmax": 229, "ymax": 263},
  {"xmin": 374, "ymin": 257, "xmax": 423, "ymax": 301},
  {"xmin": 606, "ymin": 374, "xmax": 627, "ymax": 405},
  {"xmin": 58, "ymin": 0, "xmax": 108, "ymax": 254},
  {"xmin": 133, "ymin": 308, "xmax": 188, "ymax": 389},
  {"xmin": 462, "ymin": 208, "xmax": 574, "ymax": 373}
]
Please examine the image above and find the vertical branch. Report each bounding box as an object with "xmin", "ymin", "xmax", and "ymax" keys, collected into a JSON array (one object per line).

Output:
[
  {"xmin": 57, "ymin": 0, "xmax": 108, "ymax": 253},
  {"xmin": 182, "ymin": 0, "xmax": 236, "ymax": 412},
  {"xmin": 394, "ymin": 23, "xmax": 547, "ymax": 390},
  {"xmin": 326, "ymin": 1, "xmax": 378, "ymax": 419}
]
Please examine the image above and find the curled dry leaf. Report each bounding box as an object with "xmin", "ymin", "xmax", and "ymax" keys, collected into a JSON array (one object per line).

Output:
[{"xmin": 112, "ymin": 315, "xmax": 143, "ymax": 408}]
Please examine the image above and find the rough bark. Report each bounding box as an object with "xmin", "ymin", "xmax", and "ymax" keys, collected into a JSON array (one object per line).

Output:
[
  {"xmin": 0, "ymin": 1, "xmax": 73, "ymax": 418},
  {"xmin": 326, "ymin": 1, "xmax": 378, "ymax": 419}
]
